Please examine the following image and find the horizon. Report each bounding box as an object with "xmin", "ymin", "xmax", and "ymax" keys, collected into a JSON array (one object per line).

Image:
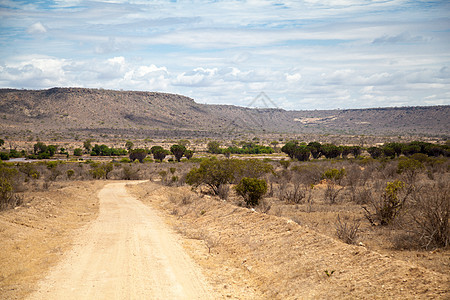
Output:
[{"xmin": 1, "ymin": 1, "xmax": 449, "ymax": 110}]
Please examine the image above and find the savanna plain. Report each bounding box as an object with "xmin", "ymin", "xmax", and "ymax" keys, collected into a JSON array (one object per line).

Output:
[{"xmin": 0, "ymin": 135, "xmax": 448, "ymax": 299}]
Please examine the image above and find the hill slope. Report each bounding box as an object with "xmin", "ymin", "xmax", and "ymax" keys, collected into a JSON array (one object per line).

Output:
[{"xmin": 0, "ymin": 88, "xmax": 448, "ymax": 139}]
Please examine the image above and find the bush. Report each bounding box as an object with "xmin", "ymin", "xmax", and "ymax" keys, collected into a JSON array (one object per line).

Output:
[
  {"xmin": 121, "ymin": 165, "xmax": 140, "ymax": 180},
  {"xmin": 0, "ymin": 152, "xmax": 9, "ymax": 160},
  {"xmin": 19, "ymin": 164, "xmax": 41, "ymax": 179},
  {"xmin": 186, "ymin": 158, "xmax": 237, "ymax": 195},
  {"xmin": 363, "ymin": 180, "xmax": 411, "ymax": 226},
  {"xmin": 234, "ymin": 177, "xmax": 268, "ymax": 207},
  {"xmin": 279, "ymin": 181, "xmax": 308, "ymax": 204},
  {"xmin": 407, "ymin": 181, "xmax": 449, "ymax": 249},
  {"xmin": 73, "ymin": 148, "xmax": 83, "ymax": 156},
  {"xmin": 67, "ymin": 169, "xmax": 75, "ymax": 179},
  {"xmin": 89, "ymin": 162, "xmax": 113, "ymax": 179},
  {"xmin": 185, "ymin": 158, "xmax": 272, "ymax": 195},
  {"xmin": 397, "ymin": 158, "xmax": 424, "ymax": 182},
  {"xmin": 0, "ymin": 165, "xmax": 22, "ymax": 210},
  {"xmin": 322, "ymin": 168, "xmax": 346, "ymax": 184},
  {"xmin": 335, "ymin": 215, "xmax": 360, "ymax": 244}
]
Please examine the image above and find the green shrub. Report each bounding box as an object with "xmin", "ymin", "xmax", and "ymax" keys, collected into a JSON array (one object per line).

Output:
[
  {"xmin": 363, "ymin": 180, "xmax": 411, "ymax": 226},
  {"xmin": 0, "ymin": 165, "xmax": 21, "ymax": 210},
  {"xmin": 90, "ymin": 167, "xmax": 106, "ymax": 179},
  {"xmin": 67, "ymin": 169, "xmax": 75, "ymax": 179},
  {"xmin": 234, "ymin": 177, "xmax": 268, "ymax": 206},
  {"xmin": 397, "ymin": 158, "xmax": 424, "ymax": 180},
  {"xmin": 186, "ymin": 158, "xmax": 272, "ymax": 195},
  {"xmin": 0, "ymin": 152, "xmax": 9, "ymax": 160},
  {"xmin": 19, "ymin": 164, "xmax": 40, "ymax": 179},
  {"xmin": 73, "ymin": 148, "xmax": 83, "ymax": 156},
  {"xmin": 322, "ymin": 168, "xmax": 346, "ymax": 183}
]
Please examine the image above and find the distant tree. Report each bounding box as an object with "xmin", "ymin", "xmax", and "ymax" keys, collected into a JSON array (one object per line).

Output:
[
  {"xmin": 125, "ymin": 141, "xmax": 134, "ymax": 151},
  {"xmin": 0, "ymin": 139, "xmax": 4, "ymax": 147},
  {"xmin": 178, "ymin": 139, "xmax": 190, "ymax": 148},
  {"xmin": 341, "ymin": 146, "xmax": 352, "ymax": 158},
  {"xmin": 73, "ymin": 148, "xmax": 83, "ymax": 156},
  {"xmin": 401, "ymin": 143, "xmax": 421, "ymax": 157},
  {"xmin": 384, "ymin": 143, "xmax": 403, "ymax": 157},
  {"xmin": 367, "ymin": 146, "xmax": 383, "ymax": 159},
  {"xmin": 170, "ymin": 144, "xmax": 186, "ymax": 162},
  {"xmin": 129, "ymin": 149, "xmax": 147, "ymax": 163},
  {"xmin": 83, "ymin": 140, "xmax": 92, "ymax": 153},
  {"xmin": 33, "ymin": 142, "xmax": 47, "ymax": 155},
  {"xmin": 223, "ymin": 148, "xmax": 231, "ymax": 158},
  {"xmin": 281, "ymin": 141, "xmax": 298, "ymax": 159},
  {"xmin": 382, "ymin": 145, "xmax": 396, "ymax": 158},
  {"xmin": 321, "ymin": 143, "xmax": 341, "ymax": 159},
  {"xmin": 47, "ymin": 145, "xmax": 58, "ymax": 156},
  {"xmin": 184, "ymin": 149, "xmax": 194, "ymax": 160},
  {"xmin": 207, "ymin": 141, "xmax": 222, "ymax": 154},
  {"xmin": 292, "ymin": 145, "xmax": 310, "ymax": 161},
  {"xmin": 151, "ymin": 146, "xmax": 169, "ymax": 162},
  {"xmin": 350, "ymin": 146, "xmax": 362, "ymax": 158},
  {"xmin": 307, "ymin": 142, "xmax": 322, "ymax": 159}
]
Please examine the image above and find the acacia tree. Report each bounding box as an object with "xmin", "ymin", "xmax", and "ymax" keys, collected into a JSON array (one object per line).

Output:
[
  {"xmin": 151, "ymin": 146, "xmax": 169, "ymax": 162},
  {"xmin": 307, "ymin": 142, "xmax": 322, "ymax": 159},
  {"xmin": 170, "ymin": 144, "xmax": 186, "ymax": 162},
  {"xmin": 129, "ymin": 148, "xmax": 147, "ymax": 163},
  {"xmin": 184, "ymin": 149, "xmax": 194, "ymax": 160},
  {"xmin": 281, "ymin": 141, "xmax": 310, "ymax": 161}
]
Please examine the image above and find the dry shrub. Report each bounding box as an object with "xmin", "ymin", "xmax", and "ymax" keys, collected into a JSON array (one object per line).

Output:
[
  {"xmin": 335, "ymin": 214, "xmax": 360, "ymax": 245},
  {"xmin": 344, "ymin": 164, "xmax": 362, "ymax": 187},
  {"xmin": 291, "ymin": 163, "xmax": 323, "ymax": 185},
  {"xmin": 121, "ymin": 165, "xmax": 140, "ymax": 180},
  {"xmin": 217, "ymin": 183, "xmax": 230, "ymax": 200},
  {"xmin": 279, "ymin": 181, "xmax": 307, "ymax": 204},
  {"xmin": 347, "ymin": 186, "xmax": 372, "ymax": 205},
  {"xmin": 362, "ymin": 180, "xmax": 412, "ymax": 226},
  {"xmin": 257, "ymin": 198, "xmax": 271, "ymax": 213},
  {"xmin": 324, "ymin": 182, "xmax": 343, "ymax": 204},
  {"xmin": 404, "ymin": 181, "xmax": 449, "ymax": 249}
]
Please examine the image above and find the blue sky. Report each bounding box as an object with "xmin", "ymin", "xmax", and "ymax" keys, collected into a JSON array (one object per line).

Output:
[{"xmin": 0, "ymin": 0, "xmax": 449, "ymax": 110}]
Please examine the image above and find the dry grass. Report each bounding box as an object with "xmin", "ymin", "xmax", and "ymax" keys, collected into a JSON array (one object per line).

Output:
[
  {"xmin": 129, "ymin": 181, "xmax": 449, "ymax": 299},
  {"xmin": 0, "ymin": 181, "xmax": 105, "ymax": 299}
]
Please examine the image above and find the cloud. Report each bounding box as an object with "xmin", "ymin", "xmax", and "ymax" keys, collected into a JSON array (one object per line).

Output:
[
  {"xmin": 372, "ymin": 32, "xmax": 428, "ymax": 44},
  {"xmin": 27, "ymin": 22, "xmax": 47, "ymax": 34}
]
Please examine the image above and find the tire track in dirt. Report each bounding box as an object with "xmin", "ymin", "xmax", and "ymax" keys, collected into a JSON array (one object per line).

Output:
[{"xmin": 27, "ymin": 181, "xmax": 215, "ymax": 300}]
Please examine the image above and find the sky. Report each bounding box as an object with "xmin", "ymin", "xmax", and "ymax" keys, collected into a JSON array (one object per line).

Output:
[{"xmin": 0, "ymin": 0, "xmax": 449, "ymax": 110}]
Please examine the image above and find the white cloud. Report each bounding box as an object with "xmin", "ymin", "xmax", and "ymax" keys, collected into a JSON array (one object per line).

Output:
[{"xmin": 27, "ymin": 22, "xmax": 47, "ymax": 34}]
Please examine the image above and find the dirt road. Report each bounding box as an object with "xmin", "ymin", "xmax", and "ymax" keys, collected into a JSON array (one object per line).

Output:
[{"xmin": 27, "ymin": 181, "xmax": 215, "ymax": 300}]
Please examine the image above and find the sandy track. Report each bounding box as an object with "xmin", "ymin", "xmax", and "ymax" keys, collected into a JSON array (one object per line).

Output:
[{"xmin": 27, "ymin": 181, "xmax": 214, "ymax": 300}]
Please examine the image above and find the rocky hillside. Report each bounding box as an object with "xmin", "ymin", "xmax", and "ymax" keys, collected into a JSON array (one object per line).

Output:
[{"xmin": 0, "ymin": 88, "xmax": 448, "ymax": 140}]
